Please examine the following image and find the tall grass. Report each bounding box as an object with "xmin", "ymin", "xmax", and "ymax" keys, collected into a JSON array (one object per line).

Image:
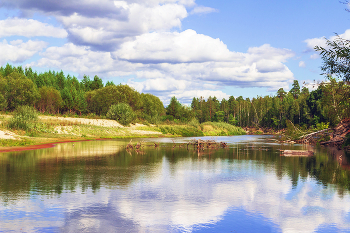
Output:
[
  {"xmin": 158, "ymin": 125, "xmax": 204, "ymax": 137},
  {"xmin": 154, "ymin": 121, "xmax": 246, "ymax": 137},
  {"xmin": 201, "ymin": 122, "xmax": 246, "ymax": 136},
  {"xmin": 8, "ymin": 106, "xmax": 38, "ymax": 131}
]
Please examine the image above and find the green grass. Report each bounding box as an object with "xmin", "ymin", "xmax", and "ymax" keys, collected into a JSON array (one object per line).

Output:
[
  {"xmin": 0, "ymin": 139, "xmax": 34, "ymax": 147},
  {"xmin": 158, "ymin": 125, "xmax": 204, "ymax": 137},
  {"xmin": 201, "ymin": 122, "xmax": 246, "ymax": 136}
]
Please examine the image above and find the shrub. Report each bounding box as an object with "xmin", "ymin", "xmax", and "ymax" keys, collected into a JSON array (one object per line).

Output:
[
  {"xmin": 106, "ymin": 103, "xmax": 135, "ymax": 126},
  {"xmin": 201, "ymin": 122, "xmax": 246, "ymax": 136},
  {"xmin": 0, "ymin": 94, "xmax": 7, "ymax": 111},
  {"xmin": 159, "ymin": 125, "xmax": 204, "ymax": 137},
  {"xmin": 8, "ymin": 106, "xmax": 38, "ymax": 131}
]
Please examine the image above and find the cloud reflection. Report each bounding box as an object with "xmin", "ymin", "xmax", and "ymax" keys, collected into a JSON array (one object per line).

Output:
[{"xmin": 1, "ymin": 152, "xmax": 350, "ymax": 232}]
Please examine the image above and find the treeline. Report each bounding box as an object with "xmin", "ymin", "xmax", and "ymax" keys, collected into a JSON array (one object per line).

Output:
[
  {"xmin": 0, "ymin": 64, "xmax": 165, "ymax": 124},
  {"xmin": 167, "ymin": 79, "xmax": 350, "ymax": 129},
  {"xmin": 1, "ymin": 64, "xmax": 349, "ymax": 129}
]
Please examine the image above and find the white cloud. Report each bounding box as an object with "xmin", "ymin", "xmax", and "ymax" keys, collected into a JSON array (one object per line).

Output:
[
  {"xmin": 0, "ymin": 39, "xmax": 47, "ymax": 66},
  {"xmin": 115, "ymin": 29, "xmax": 239, "ymax": 63},
  {"xmin": 305, "ymin": 29, "xmax": 350, "ymax": 51},
  {"xmin": 32, "ymin": 43, "xmax": 136, "ymax": 77},
  {"xmin": 190, "ymin": 6, "xmax": 218, "ymax": 15},
  {"xmin": 33, "ymin": 38, "xmax": 294, "ymax": 103},
  {"xmin": 304, "ymin": 37, "xmax": 327, "ymax": 51},
  {"xmin": 299, "ymin": 61, "xmax": 306, "ymax": 67},
  {"xmin": 58, "ymin": 3, "xmax": 188, "ymax": 50},
  {"xmin": 5, "ymin": 0, "xmax": 295, "ymax": 103},
  {"xmin": 0, "ymin": 18, "xmax": 68, "ymax": 38}
]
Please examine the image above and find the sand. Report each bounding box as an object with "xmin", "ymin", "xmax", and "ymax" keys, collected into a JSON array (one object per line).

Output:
[{"xmin": 0, "ymin": 116, "xmax": 161, "ymax": 140}]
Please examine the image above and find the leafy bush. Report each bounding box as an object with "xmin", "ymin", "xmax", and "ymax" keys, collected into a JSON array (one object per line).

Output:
[
  {"xmin": 106, "ymin": 103, "xmax": 135, "ymax": 126},
  {"xmin": 8, "ymin": 106, "xmax": 38, "ymax": 131}
]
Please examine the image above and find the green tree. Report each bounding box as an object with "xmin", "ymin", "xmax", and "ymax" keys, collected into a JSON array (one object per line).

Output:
[
  {"xmin": 4, "ymin": 72, "xmax": 40, "ymax": 110},
  {"xmin": 87, "ymin": 84, "xmax": 141, "ymax": 115},
  {"xmin": 141, "ymin": 93, "xmax": 164, "ymax": 117},
  {"xmin": 90, "ymin": 75, "xmax": 103, "ymax": 90},
  {"xmin": 290, "ymin": 80, "xmax": 300, "ymax": 99},
  {"xmin": 166, "ymin": 96, "xmax": 181, "ymax": 119},
  {"xmin": 106, "ymin": 103, "xmax": 135, "ymax": 126},
  {"xmin": 0, "ymin": 94, "xmax": 7, "ymax": 111},
  {"xmin": 214, "ymin": 111, "xmax": 225, "ymax": 122},
  {"xmin": 277, "ymin": 88, "xmax": 286, "ymax": 100},
  {"xmin": 37, "ymin": 86, "xmax": 63, "ymax": 114},
  {"xmin": 105, "ymin": 81, "xmax": 115, "ymax": 86},
  {"xmin": 315, "ymin": 35, "xmax": 350, "ymax": 81}
]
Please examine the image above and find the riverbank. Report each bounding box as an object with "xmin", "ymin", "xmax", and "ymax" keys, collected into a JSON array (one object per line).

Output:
[{"xmin": 0, "ymin": 114, "xmax": 246, "ymax": 151}]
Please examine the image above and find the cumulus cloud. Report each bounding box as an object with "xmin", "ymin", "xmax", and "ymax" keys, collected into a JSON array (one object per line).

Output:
[
  {"xmin": 0, "ymin": 39, "xmax": 47, "ymax": 66},
  {"xmin": 299, "ymin": 61, "xmax": 306, "ymax": 67},
  {"xmin": 32, "ymin": 43, "xmax": 136, "ymax": 77},
  {"xmin": 115, "ymin": 29, "xmax": 239, "ymax": 63},
  {"xmin": 33, "ymin": 38, "xmax": 294, "ymax": 103},
  {"xmin": 4, "ymin": 0, "xmax": 295, "ymax": 103},
  {"xmin": 1, "ymin": 0, "xmax": 189, "ymax": 51},
  {"xmin": 60, "ymin": 3, "xmax": 188, "ymax": 50},
  {"xmin": 0, "ymin": 18, "xmax": 67, "ymax": 38},
  {"xmin": 0, "ymin": 0, "xmax": 127, "ymax": 19}
]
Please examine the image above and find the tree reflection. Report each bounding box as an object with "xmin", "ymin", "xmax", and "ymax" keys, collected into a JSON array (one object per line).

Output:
[{"xmin": 1, "ymin": 139, "xmax": 350, "ymax": 202}]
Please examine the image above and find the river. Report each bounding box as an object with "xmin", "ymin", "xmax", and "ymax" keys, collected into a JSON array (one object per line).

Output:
[{"xmin": 1, "ymin": 135, "xmax": 350, "ymax": 232}]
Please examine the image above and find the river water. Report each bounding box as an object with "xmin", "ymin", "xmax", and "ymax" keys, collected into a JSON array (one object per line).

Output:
[{"xmin": 1, "ymin": 135, "xmax": 350, "ymax": 232}]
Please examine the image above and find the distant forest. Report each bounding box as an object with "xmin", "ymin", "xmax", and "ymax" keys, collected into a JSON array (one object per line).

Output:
[{"xmin": 0, "ymin": 64, "xmax": 349, "ymax": 129}]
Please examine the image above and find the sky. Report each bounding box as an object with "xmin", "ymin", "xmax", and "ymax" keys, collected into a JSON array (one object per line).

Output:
[{"xmin": 0, "ymin": 0, "xmax": 350, "ymax": 105}]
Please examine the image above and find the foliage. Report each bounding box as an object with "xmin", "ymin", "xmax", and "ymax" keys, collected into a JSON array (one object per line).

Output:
[
  {"xmin": 8, "ymin": 106, "xmax": 39, "ymax": 131},
  {"xmin": 0, "ymin": 138, "xmax": 34, "ymax": 147},
  {"xmin": 290, "ymin": 80, "xmax": 300, "ymax": 99},
  {"xmin": 315, "ymin": 35, "xmax": 350, "ymax": 81},
  {"xmin": 319, "ymin": 77, "xmax": 350, "ymax": 126},
  {"xmin": 1, "ymin": 71, "xmax": 40, "ymax": 110},
  {"xmin": 106, "ymin": 103, "xmax": 135, "ymax": 126},
  {"xmin": 37, "ymin": 86, "xmax": 63, "ymax": 114},
  {"xmin": 285, "ymin": 120, "xmax": 304, "ymax": 140},
  {"xmin": 201, "ymin": 122, "xmax": 246, "ymax": 136},
  {"xmin": 0, "ymin": 94, "xmax": 7, "ymax": 111},
  {"xmin": 1, "ymin": 64, "xmax": 349, "ymax": 133},
  {"xmin": 228, "ymin": 114, "xmax": 236, "ymax": 125},
  {"xmin": 214, "ymin": 111, "xmax": 225, "ymax": 122},
  {"xmin": 343, "ymin": 134, "xmax": 350, "ymax": 148},
  {"xmin": 158, "ymin": 125, "xmax": 204, "ymax": 137},
  {"xmin": 87, "ymin": 85, "xmax": 141, "ymax": 115}
]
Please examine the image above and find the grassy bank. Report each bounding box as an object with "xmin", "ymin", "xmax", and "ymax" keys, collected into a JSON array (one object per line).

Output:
[{"xmin": 0, "ymin": 114, "xmax": 246, "ymax": 148}]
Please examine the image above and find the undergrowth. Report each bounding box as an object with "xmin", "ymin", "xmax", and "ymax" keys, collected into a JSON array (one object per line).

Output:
[
  {"xmin": 0, "ymin": 139, "xmax": 34, "ymax": 147},
  {"xmin": 201, "ymin": 122, "xmax": 246, "ymax": 136}
]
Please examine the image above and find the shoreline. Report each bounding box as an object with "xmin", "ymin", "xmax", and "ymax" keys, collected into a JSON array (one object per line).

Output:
[
  {"xmin": 0, "ymin": 135, "xmax": 167, "ymax": 153},
  {"xmin": 0, "ymin": 139, "xmax": 89, "ymax": 153}
]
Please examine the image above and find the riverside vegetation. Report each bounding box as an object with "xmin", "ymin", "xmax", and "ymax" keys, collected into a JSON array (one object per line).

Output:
[{"xmin": 1, "ymin": 34, "xmax": 350, "ymax": 149}]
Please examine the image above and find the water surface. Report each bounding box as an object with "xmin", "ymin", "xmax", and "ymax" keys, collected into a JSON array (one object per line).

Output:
[{"xmin": 1, "ymin": 135, "xmax": 350, "ymax": 232}]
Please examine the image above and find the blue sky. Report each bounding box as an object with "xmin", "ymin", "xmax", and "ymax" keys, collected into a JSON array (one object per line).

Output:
[{"xmin": 0, "ymin": 0, "xmax": 349, "ymax": 104}]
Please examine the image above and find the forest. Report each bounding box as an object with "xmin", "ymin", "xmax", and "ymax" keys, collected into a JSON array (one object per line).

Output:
[
  {"xmin": 0, "ymin": 64, "xmax": 348, "ymax": 131},
  {"xmin": 0, "ymin": 63, "xmax": 349, "ymax": 130}
]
